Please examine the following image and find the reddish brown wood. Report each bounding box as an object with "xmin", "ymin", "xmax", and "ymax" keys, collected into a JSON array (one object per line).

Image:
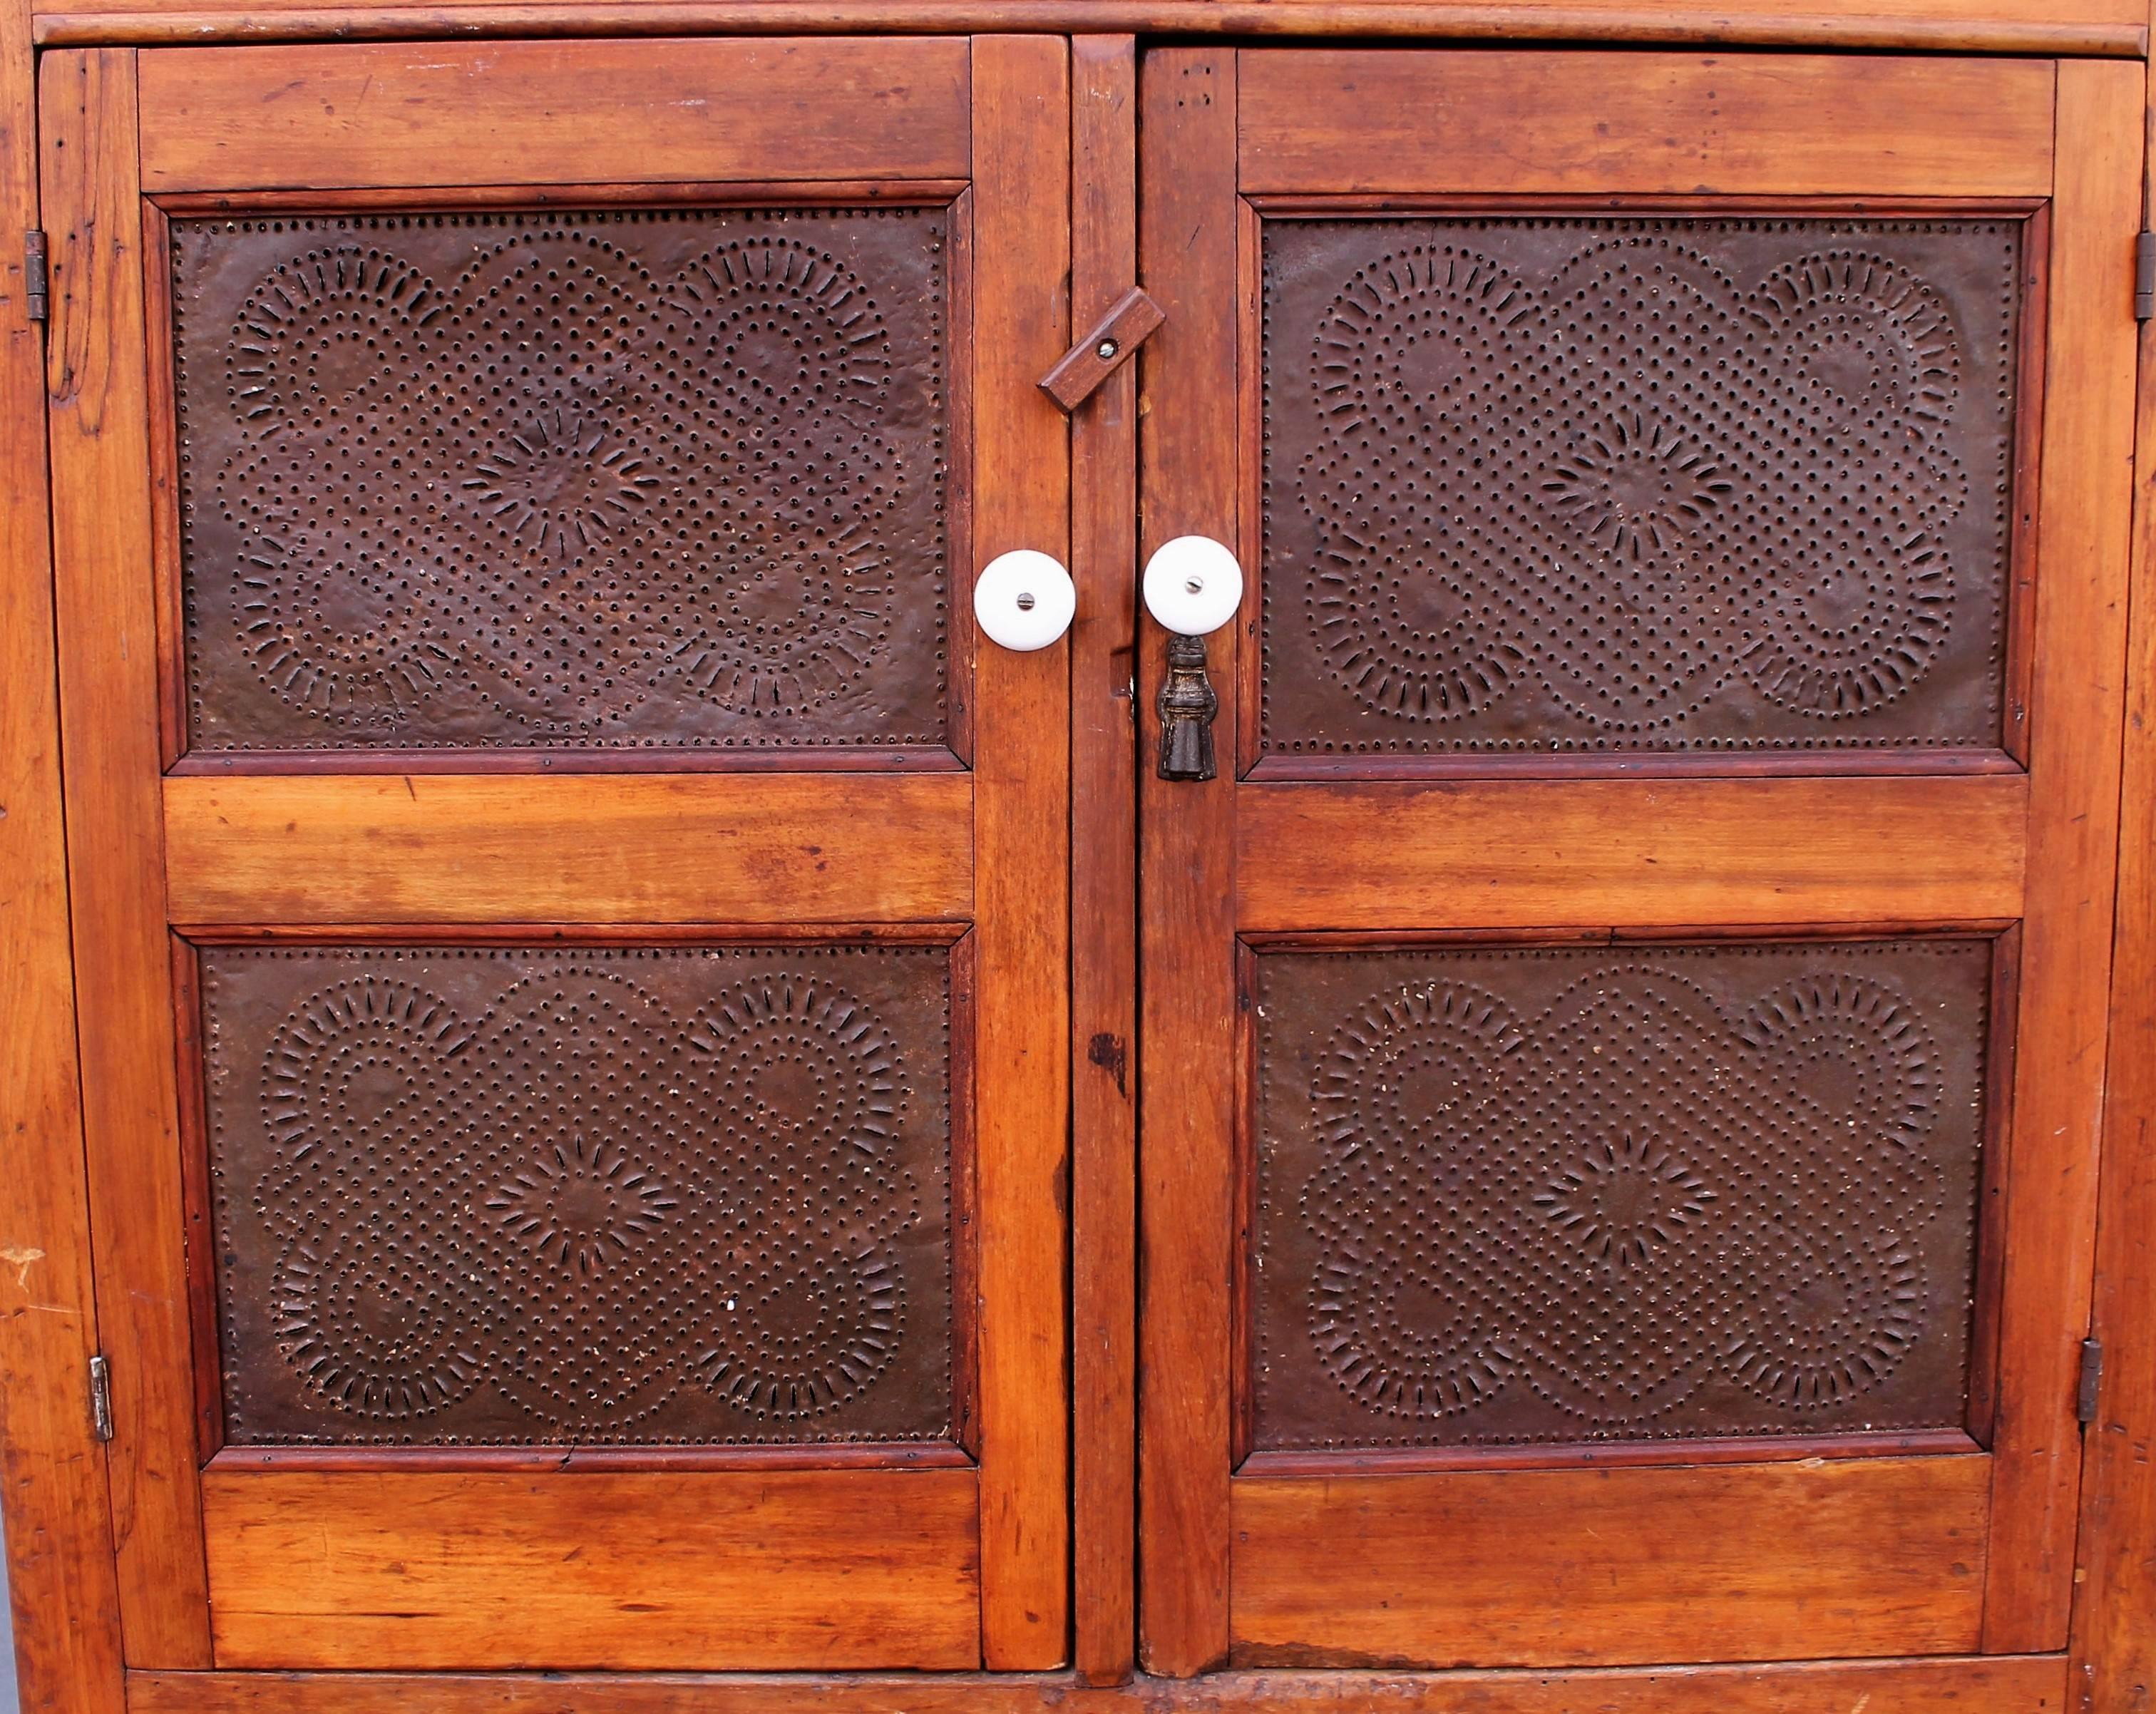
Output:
[
  {"xmin": 168, "ymin": 746, "xmax": 970, "ymax": 777},
  {"xmin": 1236, "ymin": 51, "xmax": 2057, "ymax": 197},
  {"xmin": 1981, "ymin": 58, "xmax": 2143, "ymax": 1655},
  {"xmin": 1235, "ymin": 777, "xmax": 2028, "ymax": 931},
  {"xmin": 200, "ymin": 1467, "xmax": 982, "ymax": 1669},
  {"xmin": 1135, "ymin": 43, "xmax": 1238, "ymax": 1679},
  {"xmin": 1232, "ymin": 196, "xmax": 1262, "ymax": 777},
  {"xmin": 147, "ymin": 179, "xmax": 971, "ymax": 214},
  {"xmin": 2003, "ymin": 204, "xmax": 2052, "ymax": 769},
  {"xmin": 2070, "ymin": 15, "xmax": 2156, "ymax": 1708},
  {"xmin": 970, "ymin": 32, "xmax": 1072, "ymax": 1671},
  {"xmin": 0, "ymin": 9, "xmax": 129, "ymax": 1714},
  {"xmin": 1238, "ymin": 1426, "xmax": 1981, "ymax": 1477},
  {"xmin": 1246, "ymin": 192, "xmax": 2054, "ymax": 218},
  {"xmin": 1243, "ymin": 749, "xmax": 2026, "ymax": 781},
  {"xmin": 1965, "ymin": 923, "xmax": 2024, "ymax": 1450},
  {"xmin": 139, "ymin": 198, "xmax": 188, "ymax": 770},
  {"xmin": 168, "ymin": 939, "xmax": 222, "ymax": 1465},
  {"xmin": 1069, "ymin": 31, "xmax": 1140, "ymax": 1690},
  {"xmin": 948, "ymin": 185, "xmax": 980, "ymax": 772},
  {"xmin": 950, "ymin": 928, "xmax": 985, "ymax": 1462},
  {"xmin": 1040, "ymin": 285, "xmax": 1163, "ymax": 414},
  {"xmin": 118, "ymin": 1656, "xmax": 2080, "ymax": 1714},
  {"xmin": 207, "ymin": 1442, "xmax": 976, "ymax": 1473},
  {"xmin": 1229, "ymin": 1458, "xmax": 1990, "ymax": 1667},
  {"xmin": 162, "ymin": 774, "xmax": 977, "ymax": 926},
  {"xmin": 178, "ymin": 921, "xmax": 974, "ymax": 946},
  {"xmin": 134, "ymin": 38, "xmax": 973, "ymax": 190},
  {"xmin": 41, "ymin": 43, "xmax": 214, "ymax": 1668},
  {"xmin": 29, "ymin": 29, "xmax": 1082, "ymax": 1680},
  {"xmin": 30, "ymin": 2, "xmax": 2148, "ymax": 56},
  {"xmin": 1228, "ymin": 939, "xmax": 1258, "ymax": 1470},
  {"xmin": 1137, "ymin": 33, "xmax": 2127, "ymax": 1683}
]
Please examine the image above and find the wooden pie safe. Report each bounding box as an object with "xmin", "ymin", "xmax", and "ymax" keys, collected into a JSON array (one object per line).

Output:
[{"xmin": 6, "ymin": 9, "xmax": 2152, "ymax": 1713}]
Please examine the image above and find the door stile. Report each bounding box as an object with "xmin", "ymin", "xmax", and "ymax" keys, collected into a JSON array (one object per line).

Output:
[
  {"xmin": 1980, "ymin": 56, "xmax": 2143, "ymax": 1651},
  {"xmin": 39, "ymin": 43, "xmax": 214, "ymax": 1668},
  {"xmin": 1069, "ymin": 31, "xmax": 1141, "ymax": 1689},
  {"xmin": 1135, "ymin": 42, "xmax": 1238, "ymax": 1678},
  {"xmin": 0, "ymin": 1, "xmax": 130, "ymax": 1710},
  {"xmin": 2071, "ymin": 2, "xmax": 2156, "ymax": 1700},
  {"xmin": 970, "ymin": 32, "xmax": 1072, "ymax": 1671}
]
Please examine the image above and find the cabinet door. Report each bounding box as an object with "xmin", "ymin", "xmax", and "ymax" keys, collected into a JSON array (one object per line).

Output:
[
  {"xmin": 41, "ymin": 36, "xmax": 1069, "ymax": 1674},
  {"xmin": 1136, "ymin": 47, "xmax": 2137, "ymax": 1673}
]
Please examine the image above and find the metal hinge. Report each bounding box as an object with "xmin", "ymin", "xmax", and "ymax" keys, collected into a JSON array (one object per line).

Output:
[
  {"xmin": 2077, "ymin": 1338, "xmax": 2104, "ymax": 1427},
  {"xmin": 88, "ymin": 1354, "xmax": 113, "ymax": 1442},
  {"xmin": 23, "ymin": 228, "xmax": 46, "ymax": 324},
  {"xmin": 2137, "ymin": 232, "xmax": 2156, "ymax": 321}
]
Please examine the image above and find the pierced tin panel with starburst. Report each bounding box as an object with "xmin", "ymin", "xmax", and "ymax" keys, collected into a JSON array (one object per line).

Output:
[
  {"xmin": 200, "ymin": 943, "xmax": 954, "ymax": 1446},
  {"xmin": 1250, "ymin": 940, "xmax": 1991, "ymax": 1450},
  {"xmin": 170, "ymin": 208, "xmax": 952, "ymax": 753},
  {"xmin": 1260, "ymin": 217, "xmax": 2022, "ymax": 757}
]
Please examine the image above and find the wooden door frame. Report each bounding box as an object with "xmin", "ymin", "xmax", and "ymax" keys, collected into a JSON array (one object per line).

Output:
[
  {"xmin": 1133, "ymin": 38, "xmax": 2139, "ymax": 1678},
  {"xmin": 1, "ymin": 9, "xmax": 2152, "ymax": 1714},
  {"xmin": 2072, "ymin": 4, "xmax": 2156, "ymax": 1710},
  {"xmin": 31, "ymin": 27, "xmax": 1075, "ymax": 1681}
]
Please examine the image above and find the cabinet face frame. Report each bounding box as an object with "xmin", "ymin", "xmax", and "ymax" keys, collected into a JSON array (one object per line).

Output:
[{"xmin": 1134, "ymin": 43, "xmax": 2139, "ymax": 1677}]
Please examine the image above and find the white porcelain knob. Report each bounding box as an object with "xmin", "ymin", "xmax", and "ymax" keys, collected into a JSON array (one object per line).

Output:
[
  {"xmin": 974, "ymin": 550, "xmax": 1076, "ymax": 652},
  {"xmin": 1143, "ymin": 535, "xmax": 1243, "ymax": 637}
]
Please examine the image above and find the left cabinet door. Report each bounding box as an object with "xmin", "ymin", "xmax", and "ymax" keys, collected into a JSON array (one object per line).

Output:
[{"xmin": 39, "ymin": 36, "xmax": 1071, "ymax": 1677}]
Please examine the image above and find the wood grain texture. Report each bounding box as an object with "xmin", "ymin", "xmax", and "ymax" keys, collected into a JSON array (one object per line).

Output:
[
  {"xmin": 1069, "ymin": 32, "xmax": 1139, "ymax": 1691},
  {"xmin": 31, "ymin": 4, "xmax": 2147, "ymax": 55},
  {"xmin": 969, "ymin": 34, "xmax": 1071, "ymax": 1671},
  {"xmin": 1980, "ymin": 59, "xmax": 2142, "ymax": 1656},
  {"xmin": 1236, "ymin": 776, "xmax": 2027, "ymax": 932},
  {"xmin": 123, "ymin": 1654, "xmax": 2075, "ymax": 1714},
  {"xmin": 1230, "ymin": 1457, "xmax": 1990, "ymax": 1668},
  {"xmin": 41, "ymin": 44, "xmax": 213, "ymax": 1668},
  {"xmin": 164, "ymin": 774, "xmax": 975, "ymax": 925},
  {"xmin": 0, "ymin": 14, "xmax": 128, "ymax": 1714},
  {"xmin": 1238, "ymin": 51, "xmax": 2056, "ymax": 197},
  {"xmin": 1040, "ymin": 284, "xmax": 1161, "ymax": 413},
  {"xmin": 2073, "ymin": 13, "xmax": 2156, "ymax": 1706},
  {"xmin": 200, "ymin": 1467, "xmax": 980, "ymax": 1670},
  {"xmin": 1135, "ymin": 45, "xmax": 1238, "ymax": 1680},
  {"xmin": 136, "ymin": 38, "xmax": 970, "ymax": 191}
]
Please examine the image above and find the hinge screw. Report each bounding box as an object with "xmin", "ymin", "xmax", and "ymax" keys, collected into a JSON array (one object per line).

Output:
[{"xmin": 1096, "ymin": 338, "xmax": 1119, "ymax": 361}]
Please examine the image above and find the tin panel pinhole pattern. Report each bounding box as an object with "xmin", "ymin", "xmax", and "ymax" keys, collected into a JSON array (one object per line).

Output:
[
  {"xmin": 170, "ymin": 209, "xmax": 951, "ymax": 754},
  {"xmin": 1251, "ymin": 941, "xmax": 1991, "ymax": 1450},
  {"xmin": 1261, "ymin": 219, "xmax": 2021, "ymax": 756},
  {"xmin": 200, "ymin": 944, "xmax": 953, "ymax": 1445}
]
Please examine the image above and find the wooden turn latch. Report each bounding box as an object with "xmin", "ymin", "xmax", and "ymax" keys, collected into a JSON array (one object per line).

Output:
[{"xmin": 1038, "ymin": 286, "xmax": 1165, "ymax": 412}]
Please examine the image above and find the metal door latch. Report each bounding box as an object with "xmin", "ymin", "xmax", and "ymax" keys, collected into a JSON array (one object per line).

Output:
[
  {"xmin": 1145, "ymin": 535, "xmax": 1243, "ymax": 781},
  {"xmin": 1157, "ymin": 632, "xmax": 1219, "ymax": 781}
]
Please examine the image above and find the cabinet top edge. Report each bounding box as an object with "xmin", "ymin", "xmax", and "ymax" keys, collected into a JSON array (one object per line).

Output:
[{"xmin": 31, "ymin": 4, "xmax": 2147, "ymax": 57}]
